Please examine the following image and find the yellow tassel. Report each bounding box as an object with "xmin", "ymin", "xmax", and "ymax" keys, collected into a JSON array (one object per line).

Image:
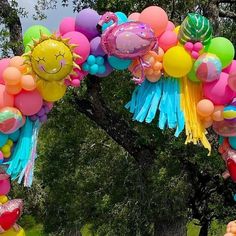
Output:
[{"xmin": 180, "ymin": 76, "xmax": 211, "ymax": 155}]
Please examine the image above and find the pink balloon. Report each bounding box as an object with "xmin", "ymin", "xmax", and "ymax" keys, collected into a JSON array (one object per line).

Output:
[
  {"xmin": 158, "ymin": 31, "xmax": 178, "ymax": 51},
  {"xmin": 70, "ymin": 68, "xmax": 88, "ymax": 80},
  {"xmin": 0, "ymin": 59, "xmax": 10, "ymax": 84},
  {"xmin": 15, "ymin": 90, "xmax": 43, "ymax": 116},
  {"xmin": 63, "ymin": 31, "xmax": 90, "ymax": 64},
  {"xmin": 59, "ymin": 17, "xmax": 75, "ymax": 35},
  {"xmin": 0, "ymin": 174, "xmax": 10, "ymax": 195},
  {"xmin": 228, "ymin": 73, "xmax": 236, "ymax": 92},
  {"xmin": 0, "ymin": 84, "xmax": 14, "ymax": 109},
  {"xmin": 128, "ymin": 12, "xmax": 140, "ymax": 21},
  {"xmin": 203, "ymin": 72, "xmax": 235, "ymax": 105},
  {"xmin": 166, "ymin": 21, "xmax": 175, "ymax": 31},
  {"xmin": 223, "ymin": 60, "xmax": 236, "ymax": 74}
]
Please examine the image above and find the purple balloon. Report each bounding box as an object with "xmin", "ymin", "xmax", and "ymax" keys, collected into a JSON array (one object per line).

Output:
[
  {"xmin": 90, "ymin": 37, "xmax": 105, "ymax": 56},
  {"xmin": 96, "ymin": 60, "xmax": 113, "ymax": 77},
  {"xmin": 75, "ymin": 8, "xmax": 100, "ymax": 40},
  {"xmin": 39, "ymin": 114, "xmax": 48, "ymax": 123}
]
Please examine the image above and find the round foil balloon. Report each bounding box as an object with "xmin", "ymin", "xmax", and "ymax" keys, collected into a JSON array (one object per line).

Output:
[
  {"xmin": 178, "ymin": 13, "xmax": 212, "ymax": 45},
  {"xmin": 194, "ymin": 53, "xmax": 222, "ymax": 83},
  {"xmin": 0, "ymin": 107, "xmax": 24, "ymax": 134},
  {"xmin": 0, "ymin": 199, "xmax": 23, "ymax": 233}
]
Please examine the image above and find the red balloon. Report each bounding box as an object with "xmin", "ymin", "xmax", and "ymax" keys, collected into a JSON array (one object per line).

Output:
[
  {"xmin": 14, "ymin": 90, "xmax": 43, "ymax": 116},
  {"xmin": 227, "ymin": 157, "xmax": 236, "ymax": 182}
]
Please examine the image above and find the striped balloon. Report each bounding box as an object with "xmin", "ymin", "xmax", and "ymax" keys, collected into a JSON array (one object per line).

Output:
[{"xmin": 178, "ymin": 13, "xmax": 213, "ymax": 45}]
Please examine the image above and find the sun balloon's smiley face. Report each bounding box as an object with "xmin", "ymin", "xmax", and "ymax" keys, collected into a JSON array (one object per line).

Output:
[{"xmin": 31, "ymin": 39, "xmax": 74, "ymax": 81}]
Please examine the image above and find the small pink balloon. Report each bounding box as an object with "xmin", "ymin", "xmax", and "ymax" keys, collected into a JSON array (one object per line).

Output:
[
  {"xmin": 184, "ymin": 42, "xmax": 193, "ymax": 52},
  {"xmin": 193, "ymin": 42, "xmax": 203, "ymax": 52},
  {"xmin": 15, "ymin": 90, "xmax": 43, "ymax": 116},
  {"xmin": 0, "ymin": 58, "xmax": 10, "ymax": 84},
  {"xmin": 223, "ymin": 60, "xmax": 236, "ymax": 74},
  {"xmin": 203, "ymin": 72, "xmax": 235, "ymax": 105},
  {"xmin": 166, "ymin": 21, "xmax": 175, "ymax": 31},
  {"xmin": 59, "ymin": 17, "xmax": 75, "ymax": 35},
  {"xmin": 71, "ymin": 79, "xmax": 81, "ymax": 87},
  {"xmin": 128, "ymin": 12, "xmax": 140, "ymax": 21},
  {"xmin": 0, "ymin": 173, "xmax": 10, "ymax": 195},
  {"xmin": 63, "ymin": 31, "xmax": 90, "ymax": 64},
  {"xmin": 158, "ymin": 31, "xmax": 178, "ymax": 52},
  {"xmin": 70, "ymin": 68, "xmax": 88, "ymax": 80},
  {"xmin": 191, "ymin": 51, "xmax": 199, "ymax": 59}
]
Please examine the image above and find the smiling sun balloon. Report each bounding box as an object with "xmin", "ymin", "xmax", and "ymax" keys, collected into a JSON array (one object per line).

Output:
[{"xmin": 24, "ymin": 34, "xmax": 80, "ymax": 102}]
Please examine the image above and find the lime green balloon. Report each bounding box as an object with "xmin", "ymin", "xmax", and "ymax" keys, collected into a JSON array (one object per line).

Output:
[
  {"xmin": 23, "ymin": 25, "xmax": 51, "ymax": 48},
  {"xmin": 187, "ymin": 67, "xmax": 200, "ymax": 83},
  {"xmin": 205, "ymin": 37, "xmax": 235, "ymax": 68}
]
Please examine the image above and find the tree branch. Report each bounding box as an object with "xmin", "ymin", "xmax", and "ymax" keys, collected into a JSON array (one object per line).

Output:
[{"xmin": 0, "ymin": 0, "xmax": 24, "ymax": 55}]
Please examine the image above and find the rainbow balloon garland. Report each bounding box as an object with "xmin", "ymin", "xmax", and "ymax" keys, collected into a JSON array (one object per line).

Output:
[{"xmin": 0, "ymin": 5, "xmax": 235, "ymax": 234}]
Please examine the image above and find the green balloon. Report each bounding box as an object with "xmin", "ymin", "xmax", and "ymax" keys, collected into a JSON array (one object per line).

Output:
[
  {"xmin": 23, "ymin": 25, "xmax": 51, "ymax": 48},
  {"xmin": 205, "ymin": 37, "xmax": 235, "ymax": 68},
  {"xmin": 187, "ymin": 67, "xmax": 200, "ymax": 83}
]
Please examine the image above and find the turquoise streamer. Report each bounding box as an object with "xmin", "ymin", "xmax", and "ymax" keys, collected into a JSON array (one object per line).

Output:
[
  {"xmin": 5, "ymin": 118, "xmax": 40, "ymax": 186},
  {"xmin": 125, "ymin": 78, "xmax": 185, "ymax": 137}
]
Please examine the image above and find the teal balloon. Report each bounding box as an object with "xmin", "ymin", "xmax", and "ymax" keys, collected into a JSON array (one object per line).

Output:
[
  {"xmin": 89, "ymin": 64, "xmax": 99, "ymax": 75},
  {"xmin": 96, "ymin": 56, "xmax": 105, "ymax": 65},
  {"xmin": 234, "ymin": 194, "xmax": 236, "ymax": 202},
  {"xmin": 87, "ymin": 55, "xmax": 96, "ymax": 65},
  {"xmin": 108, "ymin": 56, "xmax": 131, "ymax": 70},
  {"xmin": 218, "ymin": 135, "xmax": 224, "ymax": 145},
  {"xmin": 82, "ymin": 62, "xmax": 90, "ymax": 71},
  {"xmin": 97, "ymin": 65, "xmax": 106, "ymax": 74},
  {"xmin": 229, "ymin": 136, "xmax": 236, "ymax": 149},
  {"xmin": 102, "ymin": 12, "xmax": 128, "ymax": 31},
  {"xmin": 0, "ymin": 133, "xmax": 8, "ymax": 147},
  {"xmin": 9, "ymin": 130, "xmax": 20, "ymax": 142}
]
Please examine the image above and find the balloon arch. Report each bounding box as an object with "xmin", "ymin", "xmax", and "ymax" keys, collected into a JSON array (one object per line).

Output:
[{"xmin": 0, "ymin": 6, "xmax": 235, "ymax": 235}]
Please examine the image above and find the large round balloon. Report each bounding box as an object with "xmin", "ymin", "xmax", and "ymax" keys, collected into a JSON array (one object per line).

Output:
[
  {"xmin": 194, "ymin": 53, "xmax": 222, "ymax": 83},
  {"xmin": 90, "ymin": 37, "xmax": 105, "ymax": 56},
  {"xmin": 178, "ymin": 13, "xmax": 212, "ymax": 45},
  {"xmin": 205, "ymin": 37, "xmax": 235, "ymax": 68},
  {"xmin": 108, "ymin": 56, "xmax": 131, "ymax": 70},
  {"xmin": 223, "ymin": 60, "xmax": 236, "ymax": 74},
  {"xmin": 163, "ymin": 46, "xmax": 192, "ymax": 77},
  {"xmin": 0, "ymin": 85, "xmax": 14, "ymax": 109},
  {"xmin": 0, "ymin": 107, "xmax": 24, "ymax": 134},
  {"xmin": 75, "ymin": 8, "xmax": 100, "ymax": 40},
  {"xmin": 14, "ymin": 90, "xmax": 43, "ymax": 116},
  {"xmin": 139, "ymin": 6, "xmax": 168, "ymax": 37},
  {"xmin": 59, "ymin": 17, "xmax": 75, "ymax": 36},
  {"xmin": 158, "ymin": 31, "xmax": 178, "ymax": 52},
  {"xmin": 203, "ymin": 72, "xmax": 235, "ymax": 105}
]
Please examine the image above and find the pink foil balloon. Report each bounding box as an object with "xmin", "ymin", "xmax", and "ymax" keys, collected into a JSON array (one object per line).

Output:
[
  {"xmin": 128, "ymin": 12, "xmax": 140, "ymax": 21},
  {"xmin": 98, "ymin": 12, "xmax": 156, "ymax": 59}
]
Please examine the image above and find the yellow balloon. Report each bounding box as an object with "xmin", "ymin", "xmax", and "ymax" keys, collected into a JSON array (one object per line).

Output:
[
  {"xmin": 163, "ymin": 46, "xmax": 193, "ymax": 78},
  {"xmin": 173, "ymin": 25, "xmax": 180, "ymax": 35},
  {"xmin": 1, "ymin": 227, "xmax": 25, "ymax": 236},
  {"xmin": 37, "ymin": 80, "xmax": 66, "ymax": 102},
  {"xmin": 0, "ymin": 195, "xmax": 8, "ymax": 204}
]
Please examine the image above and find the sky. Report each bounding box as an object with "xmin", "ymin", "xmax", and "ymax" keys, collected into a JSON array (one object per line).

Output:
[{"xmin": 16, "ymin": 0, "xmax": 75, "ymax": 33}]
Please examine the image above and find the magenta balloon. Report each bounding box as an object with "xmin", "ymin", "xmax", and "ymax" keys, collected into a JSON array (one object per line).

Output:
[
  {"xmin": 70, "ymin": 68, "xmax": 88, "ymax": 80},
  {"xmin": 90, "ymin": 37, "xmax": 105, "ymax": 56},
  {"xmin": 213, "ymin": 120, "xmax": 236, "ymax": 137},
  {"xmin": 0, "ymin": 174, "xmax": 10, "ymax": 195},
  {"xmin": 158, "ymin": 30, "xmax": 178, "ymax": 51},
  {"xmin": 0, "ymin": 58, "xmax": 10, "ymax": 84},
  {"xmin": 59, "ymin": 17, "xmax": 75, "ymax": 35},
  {"xmin": 75, "ymin": 8, "xmax": 100, "ymax": 40},
  {"xmin": 203, "ymin": 72, "xmax": 235, "ymax": 105},
  {"xmin": 63, "ymin": 31, "xmax": 90, "ymax": 64},
  {"xmin": 99, "ymin": 12, "xmax": 156, "ymax": 59},
  {"xmin": 96, "ymin": 60, "xmax": 113, "ymax": 77},
  {"xmin": 166, "ymin": 21, "xmax": 175, "ymax": 31},
  {"xmin": 223, "ymin": 60, "xmax": 236, "ymax": 74}
]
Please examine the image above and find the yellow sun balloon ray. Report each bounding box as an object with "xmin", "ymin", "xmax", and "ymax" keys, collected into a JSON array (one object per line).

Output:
[
  {"xmin": 180, "ymin": 76, "xmax": 211, "ymax": 155},
  {"xmin": 22, "ymin": 33, "xmax": 81, "ymax": 102}
]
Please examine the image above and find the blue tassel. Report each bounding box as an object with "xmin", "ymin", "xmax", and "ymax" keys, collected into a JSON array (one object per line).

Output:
[
  {"xmin": 5, "ymin": 118, "xmax": 41, "ymax": 187},
  {"xmin": 125, "ymin": 78, "xmax": 185, "ymax": 137}
]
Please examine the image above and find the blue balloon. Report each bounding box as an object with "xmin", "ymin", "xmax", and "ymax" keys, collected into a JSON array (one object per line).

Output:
[
  {"xmin": 102, "ymin": 12, "xmax": 128, "ymax": 31},
  {"xmin": 82, "ymin": 62, "xmax": 90, "ymax": 71},
  {"xmin": 89, "ymin": 64, "xmax": 99, "ymax": 75},
  {"xmin": 97, "ymin": 65, "xmax": 106, "ymax": 74},
  {"xmin": 0, "ymin": 133, "xmax": 8, "ymax": 147},
  {"xmin": 96, "ymin": 56, "xmax": 105, "ymax": 66},
  {"xmin": 108, "ymin": 56, "xmax": 131, "ymax": 70},
  {"xmin": 229, "ymin": 136, "xmax": 236, "ymax": 149},
  {"xmin": 9, "ymin": 130, "xmax": 20, "ymax": 142},
  {"xmin": 87, "ymin": 55, "xmax": 96, "ymax": 65}
]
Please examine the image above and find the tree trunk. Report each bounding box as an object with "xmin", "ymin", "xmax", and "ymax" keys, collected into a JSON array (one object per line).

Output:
[
  {"xmin": 154, "ymin": 218, "xmax": 187, "ymax": 236},
  {"xmin": 199, "ymin": 221, "xmax": 209, "ymax": 236}
]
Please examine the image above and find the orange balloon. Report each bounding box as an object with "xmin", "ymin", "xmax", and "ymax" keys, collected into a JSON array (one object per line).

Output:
[
  {"xmin": 146, "ymin": 68, "xmax": 154, "ymax": 75},
  {"xmin": 202, "ymin": 117, "xmax": 213, "ymax": 128},
  {"xmin": 212, "ymin": 105, "xmax": 224, "ymax": 121},
  {"xmin": 146, "ymin": 73, "xmax": 161, "ymax": 82},
  {"xmin": 153, "ymin": 62, "xmax": 162, "ymax": 71},
  {"xmin": 21, "ymin": 75, "xmax": 36, "ymax": 91},
  {"xmin": 9, "ymin": 56, "xmax": 26, "ymax": 73},
  {"xmin": 3, "ymin": 67, "xmax": 22, "ymax": 85},
  {"xmin": 156, "ymin": 47, "xmax": 164, "ymax": 61},
  {"xmin": 197, "ymin": 99, "xmax": 214, "ymax": 117},
  {"xmin": 0, "ymin": 84, "xmax": 14, "ymax": 108},
  {"xmin": 6, "ymin": 83, "xmax": 22, "ymax": 95},
  {"xmin": 128, "ymin": 12, "xmax": 140, "ymax": 21},
  {"xmin": 139, "ymin": 6, "xmax": 168, "ymax": 37}
]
